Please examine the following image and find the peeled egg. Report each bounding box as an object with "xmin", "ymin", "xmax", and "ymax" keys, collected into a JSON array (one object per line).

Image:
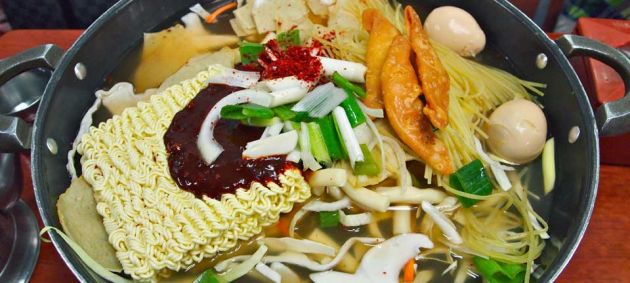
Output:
[
  {"xmin": 486, "ymin": 99, "xmax": 547, "ymax": 164},
  {"xmin": 424, "ymin": 6, "xmax": 486, "ymax": 57}
]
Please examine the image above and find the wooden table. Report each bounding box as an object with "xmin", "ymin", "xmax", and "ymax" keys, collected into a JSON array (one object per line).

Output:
[{"xmin": 1, "ymin": 30, "xmax": 628, "ymax": 283}]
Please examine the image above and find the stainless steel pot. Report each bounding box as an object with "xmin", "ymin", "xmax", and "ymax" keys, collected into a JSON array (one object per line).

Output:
[{"xmin": 0, "ymin": 0, "xmax": 628, "ymax": 282}]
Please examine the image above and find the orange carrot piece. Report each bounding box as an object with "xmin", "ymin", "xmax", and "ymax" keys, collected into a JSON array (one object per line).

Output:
[
  {"xmin": 403, "ymin": 258, "xmax": 415, "ymax": 282},
  {"xmin": 205, "ymin": 2, "xmax": 237, "ymax": 23}
]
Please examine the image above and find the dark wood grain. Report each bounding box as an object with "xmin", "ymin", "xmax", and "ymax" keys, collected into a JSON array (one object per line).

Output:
[{"xmin": 1, "ymin": 29, "xmax": 628, "ymax": 283}]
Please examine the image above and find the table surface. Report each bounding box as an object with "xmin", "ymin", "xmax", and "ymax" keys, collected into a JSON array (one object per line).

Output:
[{"xmin": 1, "ymin": 29, "xmax": 628, "ymax": 283}]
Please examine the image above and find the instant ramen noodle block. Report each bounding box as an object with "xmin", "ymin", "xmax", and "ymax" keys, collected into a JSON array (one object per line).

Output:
[{"xmin": 77, "ymin": 68, "xmax": 311, "ymax": 280}]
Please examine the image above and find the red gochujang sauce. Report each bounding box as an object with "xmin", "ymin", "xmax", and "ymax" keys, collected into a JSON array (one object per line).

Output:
[{"xmin": 164, "ymin": 84, "xmax": 295, "ymax": 199}]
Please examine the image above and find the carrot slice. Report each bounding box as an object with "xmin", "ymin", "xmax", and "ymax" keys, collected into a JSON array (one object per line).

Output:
[
  {"xmin": 362, "ymin": 9, "xmax": 400, "ymax": 109},
  {"xmin": 403, "ymin": 258, "xmax": 415, "ymax": 282},
  {"xmin": 381, "ymin": 36, "xmax": 453, "ymax": 175},
  {"xmin": 205, "ymin": 2, "xmax": 237, "ymax": 23},
  {"xmin": 404, "ymin": 6, "xmax": 450, "ymax": 129}
]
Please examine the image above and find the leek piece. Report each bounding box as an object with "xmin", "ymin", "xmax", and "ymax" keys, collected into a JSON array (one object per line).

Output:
[
  {"xmin": 240, "ymin": 42, "xmax": 264, "ymax": 65},
  {"xmin": 332, "ymin": 107, "xmax": 364, "ymax": 166},
  {"xmin": 472, "ymin": 257, "xmax": 525, "ymax": 283},
  {"xmin": 542, "ymin": 138, "xmax": 555, "ymax": 195},
  {"xmin": 221, "ymin": 103, "xmax": 274, "ymax": 120},
  {"xmin": 332, "ymin": 71, "xmax": 366, "ymax": 98},
  {"xmin": 241, "ymin": 117, "xmax": 281, "ymax": 127},
  {"xmin": 318, "ymin": 211, "xmax": 340, "ymax": 228},
  {"xmin": 353, "ymin": 144, "xmax": 380, "ymax": 176},
  {"xmin": 340, "ymin": 92, "xmax": 366, "ymax": 128},
  {"xmin": 317, "ymin": 115, "xmax": 346, "ymax": 160},
  {"xmin": 307, "ymin": 122, "xmax": 332, "ymax": 166},
  {"xmin": 273, "ymin": 104, "xmax": 297, "ymax": 120},
  {"xmin": 449, "ymin": 160, "xmax": 493, "ymax": 208}
]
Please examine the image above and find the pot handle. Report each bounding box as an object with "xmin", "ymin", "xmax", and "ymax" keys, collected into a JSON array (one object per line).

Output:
[
  {"xmin": 0, "ymin": 44, "xmax": 64, "ymax": 152},
  {"xmin": 556, "ymin": 34, "xmax": 630, "ymax": 137},
  {"xmin": 0, "ymin": 45, "xmax": 62, "ymax": 212}
]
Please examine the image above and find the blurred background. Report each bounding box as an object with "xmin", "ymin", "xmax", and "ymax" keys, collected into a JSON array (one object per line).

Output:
[{"xmin": 0, "ymin": 0, "xmax": 628, "ymax": 35}]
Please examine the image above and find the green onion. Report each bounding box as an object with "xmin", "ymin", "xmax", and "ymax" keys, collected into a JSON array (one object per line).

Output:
[
  {"xmin": 194, "ymin": 270, "xmax": 224, "ymax": 283},
  {"xmin": 332, "ymin": 71, "xmax": 366, "ymax": 98},
  {"xmin": 220, "ymin": 104, "xmax": 248, "ymax": 120},
  {"xmin": 353, "ymin": 144, "xmax": 380, "ymax": 176},
  {"xmin": 277, "ymin": 29, "xmax": 301, "ymax": 48},
  {"xmin": 241, "ymin": 117, "xmax": 281, "ymax": 127},
  {"xmin": 221, "ymin": 104, "xmax": 274, "ymax": 120},
  {"xmin": 240, "ymin": 42, "xmax": 264, "ymax": 65},
  {"xmin": 241, "ymin": 103, "xmax": 274, "ymax": 119},
  {"xmin": 340, "ymin": 92, "xmax": 366, "ymax": 128},
  {"xmin": 291, "ymin": 111, "xmax": 315, "ymax": 122},
  {"xmin": 307, "ymin": 122, "xmax": 332, "ymax": 166},
  {"xmin": 449, "ymin": 160, "xmax": 493, "ymax": 208},
  {"xmin": 273, "ymin": 104, "xmax": 298, "ymax": 120},
  {"xmin": 317, "ymin": 115, "xmax": 346, "ymax": 160},
  {"xmin": 472, "ymin": 257, "xmax": 525, "ymax": 283},
  {"xmin": 318, "ymin": 211, "xmax": 340, "ymax": 228}
]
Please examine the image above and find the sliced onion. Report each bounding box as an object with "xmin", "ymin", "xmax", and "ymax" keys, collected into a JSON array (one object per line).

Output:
[
  {"xmin": 474, "ymin": 137, "xmax": 514, "ymax": 171},
  {"xmin": 421, "ymin": 201, "xmax": 463, "ymax": 245},
  {"xmin": 339, "ymin": 210, "xmax": 372, "ymax": 227},
  {"xmin": 243, "ymin": 130, "xmax": 298, "ymax": 159},
  {"xmin": 198, "ymin": 89, "xmax": 273, "ymax": 164},
  {"xmin": 333, "ymin": 107, "xmax": 364, "ymax": 166},
  {"xmin": 207, "ymin": 64, "xmax": 261, "ymax": 88},
  {"xmin": 357, "ymin": 100, "xmax": 384, "ymax": 118},
  {"xmin": 288, "ymin": 207, "xmax": 308, "ymax": 238},
  {"xmin": 365, "ymin": 117, "xmax": 385, "ymax": 179},
  {"xmin": 318, "ymin": 56, "xmax": 367, "ymax": 83},
  {"xmin": 255, "ymin": 262, "xmax": 281, "ymax": 283},
  {"xmin": 303, "ymin": 197, "xmax": 351, "ymax": 212},
  {"xmin": 528, "ymin": 212, "xmax": 550, "ymax": 240},
  {"xmin": 262, "ymin": 238, "xmax": 336, "ymax": 256}
]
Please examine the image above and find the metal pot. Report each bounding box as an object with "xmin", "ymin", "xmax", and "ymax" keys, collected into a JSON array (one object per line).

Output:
[{"xmin": 0, "ymin": 0, "xmax": 628, "ymax": 282}]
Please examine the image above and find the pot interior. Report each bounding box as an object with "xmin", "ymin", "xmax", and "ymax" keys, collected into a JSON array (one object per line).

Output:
[{"xmin": 32, "ymin": 0, "xmax": 599, "ymax": 282}]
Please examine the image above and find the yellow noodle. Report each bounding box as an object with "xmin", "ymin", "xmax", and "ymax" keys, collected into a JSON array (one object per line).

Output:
[{"xmin": 78, "ymin": 68, "xmax": 311, "ymax": 280}]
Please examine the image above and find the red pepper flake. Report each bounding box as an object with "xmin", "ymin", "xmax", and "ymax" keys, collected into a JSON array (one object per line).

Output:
[
  {"xmin": 322, "ymin": 30, "xmax": 337, "ymax": 41},
  {"xmin": 258, "ymin": 39, "xmax": 323, "ymax": 83}
]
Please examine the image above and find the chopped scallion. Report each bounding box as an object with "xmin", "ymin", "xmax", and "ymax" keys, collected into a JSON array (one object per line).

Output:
[
  {"xmin": 449, "ymin": 160, "xmax": 493, "ymax": 208},
  {"xmin": 317, "ymin": 115, "xmax": 346, "ymax": 161},
  {"xmin": 332, "ymin": 71, "xmax": 366, "ymax": 98},
  {"xmin": 318, "ymin": 211, "xmax": 340, "ymax": 228},
  {"xmin": 221, "ymin": 103, "xmax": 274, "ymax": 120},
  {"xmin": 353, "ymin": 144, "xmax": 380, "ymax": 176},
  {"xmin": 472, "ymin": 257, "xmax": 525, "ymax": 283},
  {"xmin": 307, "ymin": 122, "xmax": 332, "ymax": 166},
  {"xmin": 273, "ymin": 104, "xmax": 297, "ymax": 120},
  {"xmin": 339, "ymin": 91, "xmax": 366, "ymax": 128},
  {"xmin": 194, "ymin": 270, "xmax": 224, "ymax": 283}
]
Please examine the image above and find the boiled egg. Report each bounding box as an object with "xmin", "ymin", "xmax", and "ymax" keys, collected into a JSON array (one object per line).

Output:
[
  {"xmin": 424, "ymin": 6, "xmax": 486, "ymax": 57},
  {"xmin": 485, "ymin": 99, "xmax": 547, "ymax": 164}
]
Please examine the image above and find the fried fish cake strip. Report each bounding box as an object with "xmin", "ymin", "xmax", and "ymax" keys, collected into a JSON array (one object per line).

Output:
[
  {"xmin": 381, "ymin": 35, "xmax": 453, "ymax": 174},
  {"xmin": 362, "ymin": 9, "xmax": 401, "ymax": 109},
  {"xmin": 405, "ymin": 6, "xmax": 450, "ymax": 129}
]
